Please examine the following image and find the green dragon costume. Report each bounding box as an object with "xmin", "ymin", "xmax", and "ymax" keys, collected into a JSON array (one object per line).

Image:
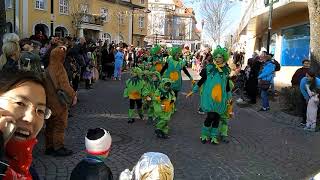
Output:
[
  {"xmin": 148, "ymin": 44, "xmax": 164, "ymax": 73},
  {"xmin": 123, "ymin": 67, "xmax": 145, "ymax": 123},
  {"xmin": 192, "ymin": 46, "xmax": 231, "ymax": 144},
  {"xmin": 154, "ymin": 78, "xmax": 176, "ymax": 139},
  {"xmin": 161, "ymin": 47, "xmax": 193, "ymax": 100},
  {"xmin": 142, "ymin": 71, "xmax": 161, "ymax": 124}
]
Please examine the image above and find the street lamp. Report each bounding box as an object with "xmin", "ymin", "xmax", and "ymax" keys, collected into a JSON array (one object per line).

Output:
[{"xmin": 265, "ymin": 0, "xmax": 274, "ymax": 54}]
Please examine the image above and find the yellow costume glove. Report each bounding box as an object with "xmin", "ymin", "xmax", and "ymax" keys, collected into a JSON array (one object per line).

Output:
[
  {"xmin": 186, "ymin": 91, "xmax": 193, "ymax": 98},
  {"xmin": 191, "ymin": 80, "xmax": 196, "ymax": 85}
]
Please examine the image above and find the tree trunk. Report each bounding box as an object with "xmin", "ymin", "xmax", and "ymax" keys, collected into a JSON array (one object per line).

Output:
[
  {"xmin": 0, "ymin": 0, "xmax": 6, "ymax": 54},
  {"xmin": 308, "ymin": 0, "xmax": 320, "ymax": 76}
]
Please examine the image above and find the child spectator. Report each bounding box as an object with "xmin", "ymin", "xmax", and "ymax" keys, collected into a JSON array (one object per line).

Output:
[
  {"xmin": 235, "ymin": 70, "xmax": 246, "ymax": 103},
  {"xmin": 304, "ymin": 86, "xmax": 320, "ymax": 131},
  {"xmin": 70, "ymin": 128, "xmax": 113, "ymax": 180}
]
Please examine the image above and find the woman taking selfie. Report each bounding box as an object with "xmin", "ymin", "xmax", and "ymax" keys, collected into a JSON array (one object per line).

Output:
[{"xmin": 0, "ymin": 70, "xmax": 51, "ymax": 179}]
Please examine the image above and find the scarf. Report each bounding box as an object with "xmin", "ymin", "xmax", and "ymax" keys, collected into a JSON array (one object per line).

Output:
[{"xmin": 4, "ymin": 138, "xmax": 38, "ymax": 180}]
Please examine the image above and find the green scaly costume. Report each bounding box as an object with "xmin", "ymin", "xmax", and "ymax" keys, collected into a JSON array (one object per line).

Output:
[
  {"xmin": 142, "ymin": 71, "xmax": 161, "ymax": 123},
  {"xmin": 148, "ymin": 45, "xmax": 164, "ymax": 73},
  {"xmin": 123, "ymin": 67, "xmax": 145, "ymax": 123},
  {"xmin": 162, "ymin": 47, "xmax": 192, "ymax": 92},
  {"xmin": 192, "ymin": 46, "xmax": 231, "ymax": 144},
  {"xmin": 154, "ymin": 78, "xmax": 176, "ymax": 138}
]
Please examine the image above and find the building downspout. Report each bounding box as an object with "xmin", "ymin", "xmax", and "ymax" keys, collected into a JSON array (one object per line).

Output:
[
  {"xmin": 13, "ymin": 0, "xmax": 16, "ymax": 32},
  {"xmin": 131, "ymin": 7, "xmax": 134, "ymax": 45},
  {"xmin": 128, "ymin": 1, "xmax": 133, "ymax": 45},
  {"xmin": 50, "ymin": 0, "xmax": 54, "ymax": 37}
]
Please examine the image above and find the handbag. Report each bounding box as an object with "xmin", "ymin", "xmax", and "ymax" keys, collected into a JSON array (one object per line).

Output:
[
  {"xmin": 56, "ymin": 89, "xmax": 72, "ymax": 106},
  {"xmin": 46, "ymin": 71, "xmax": 72, "ymax": 106},
  {"xmin": 258, "ymin": 80, "xmax": 271, "ymax": 90}
]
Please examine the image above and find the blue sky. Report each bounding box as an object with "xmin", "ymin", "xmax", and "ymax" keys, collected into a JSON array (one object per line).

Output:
[{"xmin": 183, "ymin": 0, "xmax": 242, "ymax": 38}]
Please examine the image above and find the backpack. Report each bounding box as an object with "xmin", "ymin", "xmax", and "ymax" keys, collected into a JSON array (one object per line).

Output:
[{"xmin": 272, "ymin": 59, "xmax": 281, "ymax": 71}]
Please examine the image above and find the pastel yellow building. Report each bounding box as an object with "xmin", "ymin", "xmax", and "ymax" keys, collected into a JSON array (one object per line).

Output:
[{"xmin": 5, "ymin": 0, "xmax": 148, "ymax": 46}]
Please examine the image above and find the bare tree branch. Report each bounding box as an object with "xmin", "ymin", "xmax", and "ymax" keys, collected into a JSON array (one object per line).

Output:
[{"xmin": 201, "ymin": 0, "xmax": 234, "ymax": 44}]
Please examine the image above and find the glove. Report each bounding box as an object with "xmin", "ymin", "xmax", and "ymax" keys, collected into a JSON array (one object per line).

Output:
[
  {"xmin": 186, "ymin": 92, "xmax": 193, "ymax": 98},
  {"xmin": 191, "ymin": 80, "xmax": 196, "ymax": 85}
]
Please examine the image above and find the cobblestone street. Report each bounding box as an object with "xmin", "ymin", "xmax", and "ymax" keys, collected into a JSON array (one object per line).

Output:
[{"xmin": 33, "ymin": 73, "xmax": 320, "ymax": 180}]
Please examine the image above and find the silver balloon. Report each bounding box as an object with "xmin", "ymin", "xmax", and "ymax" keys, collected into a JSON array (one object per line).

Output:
[{"xmin": 119, "ymin": 152, "xmax": 174, "ymax": 180}]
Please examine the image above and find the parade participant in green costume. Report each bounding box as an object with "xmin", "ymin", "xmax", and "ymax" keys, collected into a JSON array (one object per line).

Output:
[
  {"xmin": 187, "ymin": 46, "xmax": 231, "ymax": 144},
  {"xmin": 123, "ymin": 67, "xmax": 145, "ymax": 123},
  {"xmin": 148, "ymin": 45, "xmax": 164, "ymax": 73},
  {"xmin": 160, "ymin": 47, "xmax": 194, "ymax": 101},
  {"xmin": 154, "ymin": 78, "xmax": 176, "ymax": 139},
  {"xmin": 142, "ymin": 71, "xmax": 161, "ymax": 124}
]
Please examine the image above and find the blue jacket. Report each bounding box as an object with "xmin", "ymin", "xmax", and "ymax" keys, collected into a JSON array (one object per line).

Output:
[
  {"xmin": 114, "ymin": 51, "xmax": 124, "ymax": 67},
  {"xmin": 258, "ymin": 60, "xmax": 275, "ymax": 81},
  {"xmin": 299, "ymin": 76, "xmax": 320, "ymax": 100}
]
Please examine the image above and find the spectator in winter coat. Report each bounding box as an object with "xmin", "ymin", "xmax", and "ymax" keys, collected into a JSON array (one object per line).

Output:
[
  {"xmin": 70, "ymin": 128, "xmax": 113, "ymax": 180},
  {"xmin": 0, "ymin": 33, "xmax": 20, "ymax": 71},
  {"xmin": 299, "ymin": 71, "xmax": 320, "ymax": 125},
  {"xmin": 19, "ymin": 38, "xmax": 42, "ymax": 74},
  {"xmin": 291, "ymin": 59, "xmax": 310, "ymax": 87},
  {"xmin": 105, "ymin": 47, "xmax": 115, "ymax": 79},
  {"xmin": 245, "ymin": 53, "xmax": 261, "ymax": 104},
  {"xmin": 114, "ymin": 47, "xmax": 124, "ymax": 80},
  {"xmin": 258, "ymin": 53, "xmax": 275, "ymax": 111}
]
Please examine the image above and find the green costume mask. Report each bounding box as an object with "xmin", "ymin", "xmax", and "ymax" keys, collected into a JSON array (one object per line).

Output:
[
  {"xmin": 150, "ymin": 44, "xmax": 161, "ymax": 56},
  {"xmin": 212, "ymin": 46, "xmax": 229, "ymax": 62},
  {"xmin": 169, "ymin": 47, "xmax": 182, "ymax": 61},
  {"xmin": 131, "ymin": 67, "xmax": 143, "ymax": 77}
]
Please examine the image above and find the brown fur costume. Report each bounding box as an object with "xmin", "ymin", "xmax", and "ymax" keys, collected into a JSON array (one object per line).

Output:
[{"xmin": 44, "ymin": 47, "xmax": 76, "ymax": 150}]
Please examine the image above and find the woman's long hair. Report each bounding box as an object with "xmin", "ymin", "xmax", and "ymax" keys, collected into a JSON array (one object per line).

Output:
[
  {"xmin": 307, "ymin": 71, "xmax": 316, "ymax": 91},
  {"xmin": 0, "ymin": 33, "xmax": 20, "ymax": 70}
]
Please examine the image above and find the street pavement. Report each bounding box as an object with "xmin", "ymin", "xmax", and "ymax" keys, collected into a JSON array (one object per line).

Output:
[{"xmin": 33, "ymin": 70, "xmax": 320, "ymax": 180}]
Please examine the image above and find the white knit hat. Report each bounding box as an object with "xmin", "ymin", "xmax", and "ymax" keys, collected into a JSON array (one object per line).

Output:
[{"xmin": 85, "ymin": 128, "xmax": 112, "ymax": 155}]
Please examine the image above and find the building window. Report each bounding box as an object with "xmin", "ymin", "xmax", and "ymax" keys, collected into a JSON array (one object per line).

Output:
[
  {"xmin": 102, "ymin": 33, "xmax": 111, "ymax": 46},
  {"xmin": 101, "ymin": 8, "xmax": 109, "ymax": 22},
  {"xmin": 5, "ymin": 0, "xmax": 12, "ymax": 9},
  {"xmin": 59, "ymin": 0, "xmax": 69, "ymax": 14},
  {"xmin": 138, "ymin": 16, "xmax": 144, "ymax": 28},
  {"xmin": 118, "ymin": 13, "xmax": 124, "ymax": 24},
  {"xmin": 80, "ymin": 4, "xmax": 89, "ymax": 13},
  {"xmin": 281, "ymin": 24, "xmax": 310, "ymax": 66},
  {"xmin": 141, "ymin": 0, "xmax": 145, "ymax": 4},
  {"xmin": 119, "ymin": 35, "xmax": 124, "ymax": 43},
  {"xmin": 35, "ymin": 0, "xmax": 45, "ymax": 10}
]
